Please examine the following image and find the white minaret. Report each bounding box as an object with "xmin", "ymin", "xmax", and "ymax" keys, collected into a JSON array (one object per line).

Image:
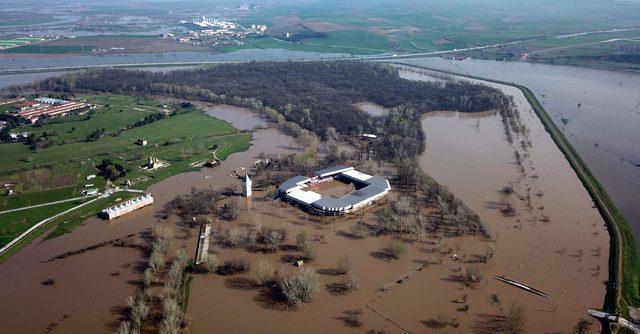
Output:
[{"xmin": 243, "ymin": 174, "xmax": 252, "ymax": 197}]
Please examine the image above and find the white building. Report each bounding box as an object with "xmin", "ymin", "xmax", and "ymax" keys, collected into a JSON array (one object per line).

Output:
[
  {"xmin": 278, "ymin": 165, "xmax": 391, "ymax": 215},
  {"xmin": 101, "ymin": 194, "xmax": 154, "ymax": 220},
  {"xmin": 243, "ymin": 174, "xmax": 252, "ymax": 197}
]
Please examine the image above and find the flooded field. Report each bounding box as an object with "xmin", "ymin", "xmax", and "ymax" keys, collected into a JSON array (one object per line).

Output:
[
  {"xmin": 0, "ymin": 105, "xmax": 300, "ymax": 333},
  {"xmin": 403, "ymin": 68, "xmax": 609, "ymax": 333},
  {"xmin": 0, "ymin": 70, "xmax": 612, "ymax": 333},
  {"xmin": 393, "ymin": 57, "xmax": 640, "ymax": 238}
]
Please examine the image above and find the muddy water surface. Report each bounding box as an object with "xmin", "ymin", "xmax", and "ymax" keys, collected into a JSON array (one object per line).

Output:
[
  {"xmin": 404, "ymin": 69, "xmax": 609, "ymax": 333},
  {"xmin": 0, "ymin": 81, "xmax": 611, "ymax": 334},
  {"xmin": 394, "ymin": 57, "xmax": 640, "ymax": 238}
]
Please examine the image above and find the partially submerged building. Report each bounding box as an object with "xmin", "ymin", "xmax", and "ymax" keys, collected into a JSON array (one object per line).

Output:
[
  {"xmin": 278, "ymin": 166, "xmax": 390, "ymax": 215},
  {"xmin": 100, "ymin": 193, "xmax": 154, "ymax": 220},
  {"xmin": 243, "ymin": 174, "xmax": 252, "ymax": 197}
]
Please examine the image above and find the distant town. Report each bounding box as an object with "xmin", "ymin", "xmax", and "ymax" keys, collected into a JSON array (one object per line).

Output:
[{"xmin": 164, "ymin": 16, "xmax": 268, "ymax": 48}]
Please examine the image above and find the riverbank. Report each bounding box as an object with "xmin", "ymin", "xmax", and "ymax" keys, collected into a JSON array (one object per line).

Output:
[{"xmin": 391, "ymin": 61, "xmax": 640, "ymax": 317}]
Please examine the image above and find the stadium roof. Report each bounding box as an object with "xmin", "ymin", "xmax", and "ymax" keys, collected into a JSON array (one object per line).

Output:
[
  {"xmin": 277, "ymin": 175, "xmax": 310, "ymax": 193},
  {"xmin": 314, "ymin": 165, "xmax": 353, "ymax": 178}
]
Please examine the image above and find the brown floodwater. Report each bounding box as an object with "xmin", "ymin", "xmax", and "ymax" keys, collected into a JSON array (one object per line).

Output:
[
  {"xmin": 202, "ymin": 104, "xmax": 267, "ymax": 131},
  {"xmin": 393, "ymin": 57, "xmax": 640, "ymax": 239},
  {"xmin": 402, "ymin": 68, "xmax": 609, "ymax": 333},
  {"xmin": 0, "ymin": 83, "xmax": 610, "ymax": 334}
]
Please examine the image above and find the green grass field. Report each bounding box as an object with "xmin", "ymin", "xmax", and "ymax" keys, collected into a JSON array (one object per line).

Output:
[
  {"xmin": 0, "ymin": 201, "xmax": 80, "ymax": 247},
  {"xmin": 45, "ymin": 192, "xmax": 137, "ymax": 239}
]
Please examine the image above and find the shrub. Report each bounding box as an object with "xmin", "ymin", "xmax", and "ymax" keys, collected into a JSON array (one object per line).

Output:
[
  {"xmin": 279, "ymin": 268, "xmax": 319, "ymax": 307},
  {"xmin": 143, "ymin": 268, "xmax": 155, "ymax": 287},
  {"xmin": 463, "ymin": 266, "xmax": 481, "ymax": 286},
  {"xmin": 296, "ymin": 230, "xmax": 310, "ymax": 250},
  {"xmin": 387, "ymin": 240, "xmax": 408, "ymax": 259},
  {"xmin": 424, "ymin": 314, "xmax": 459, "ymax": 329},
  {"xmin": 203, "ymin": 254, "xmax": 219, "ymax": 273},
  {"xmin": 300, "ymin": 242, "xmax": 316, "ymax": 261},
  {"xmin": 220, "ymin": 258, "xmax": 251, "ymax": 275},
  {"xmin": 253, "ymin": 260, "xmax": 274, "ymax": 287},
  {"xmin": 115, "ymin": 321, "xmax": 132, "ymax": 334},
  {"xmin": 150, "ymin": 225, "xmax": 173, "ymax": 242},
  {"xmin": 149, "ymin": 248, "xmax": 165, "ymax": 273},
  {"xmin": 342, "ymin": 273, "xmax": 360, "ymax": 293},
  {"xmin": 344, "ymin": 309, "xmax": 364, "ymax": 327},
  {"xmin": 226, "ymin": 228, "xmax": 242, "ymax": 248},
  {"xmin": 153, "ymin": 239, "xmax": 169, "ymax": 255},
  {"xmin": 349, "ymin": 222, "xmax": 368, "ymax": 239},
  {"xmin": 259, "ymin": 226, "xmax": 288, "ymax": 252}
]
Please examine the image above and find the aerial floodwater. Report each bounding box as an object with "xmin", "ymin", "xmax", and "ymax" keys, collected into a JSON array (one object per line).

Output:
[
  {"xmin": 399, "ymin": 67, "xmax": 609, "ymax": 332},
  {"xmin": 0, "ymin": 49, "xmax": 348, "ymax": 71},
  {"xmin": 394, "ymin": 57, "xmax": 640, "ymax": 237}
]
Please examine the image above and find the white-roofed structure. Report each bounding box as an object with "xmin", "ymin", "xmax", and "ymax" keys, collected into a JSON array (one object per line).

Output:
[
  {"xmin": 287, "ymin": 189, "xmax": 323, "ymax": 206},
  {"xmin": 278, "ymin": 166, "xmax": 390, "ymax": 215},
  {"xmin": 100, "ymin": 193, "xmax": 154, "ymax": 220},
  {"xmin": 341, "ymin": 169, "xmax": 373, "ymax": 182}
]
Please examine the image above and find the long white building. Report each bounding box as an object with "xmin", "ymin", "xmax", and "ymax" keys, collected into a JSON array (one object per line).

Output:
[{"xmin": 100, "ymin": 194, "xmax": 154, "ymax": 220}]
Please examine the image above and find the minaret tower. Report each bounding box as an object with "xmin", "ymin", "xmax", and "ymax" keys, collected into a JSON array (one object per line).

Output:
[{"xmin": 243, "ymin": 174, "xmax": 252, "ymax": 197}]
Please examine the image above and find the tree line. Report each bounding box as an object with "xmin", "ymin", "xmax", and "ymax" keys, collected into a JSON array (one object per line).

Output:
[{"xmin": 27, "ymin": 61, "xmax": 508, "ymax": 140}]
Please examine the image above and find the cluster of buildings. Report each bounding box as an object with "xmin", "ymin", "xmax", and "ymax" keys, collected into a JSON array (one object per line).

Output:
[
  {"xmin": 278, "ymin": 166, "xmax": 391, "ymax": 215},
  {"xmin": 0, "ymin": 36, "xmax": 46, "ymax": 50},
  {"xmin": 170, "ymin": 16, "xmax": 267, "ymax": 47},
  {"xmin": 100, "ymin": 194, "xmax": 154, "ymax": 220},
  {"xmin": 14, "ymin": 97, "xmax": 91, "ymax": 123}
]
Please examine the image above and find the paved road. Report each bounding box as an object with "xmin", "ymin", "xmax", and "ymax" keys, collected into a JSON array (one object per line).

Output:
[
  {"xmin": 0, "ymin": 188, "xmax": 145, "ymax": 257},
  {"xmin": 0, "ymin": 195, "xmax": 97, "ymax": 214},
  {"xmin": 589, "ymin": 309, "xmax": 640, "ymax": 333},
  {"xmin": 0, "ymin": 196, "xmax": 102, "ymax": 256}
]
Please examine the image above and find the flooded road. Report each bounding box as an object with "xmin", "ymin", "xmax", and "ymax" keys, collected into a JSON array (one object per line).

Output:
[
  {"xmin": 393, "ymin": 57, "xmax": 640, "ymax": 237},
  {"xmin": 402, "ymin": 68, "xmax": 609, "ymax": 333}
]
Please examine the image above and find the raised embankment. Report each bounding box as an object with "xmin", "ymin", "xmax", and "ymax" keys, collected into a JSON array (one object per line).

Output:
[{"xmin": 386, "ymin": 62, "xmax": 640, "ymax": 319}]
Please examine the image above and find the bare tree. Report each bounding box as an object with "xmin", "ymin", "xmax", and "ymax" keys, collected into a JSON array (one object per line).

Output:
[{"xmin": 279, "ymin": 268, "xmax": 319, "ymax": 307}]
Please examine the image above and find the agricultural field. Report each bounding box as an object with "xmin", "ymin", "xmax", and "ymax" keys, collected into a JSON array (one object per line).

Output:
[
  {"xmin": 231, "ymin": 0, "xmax": 640, "ymax": 55},
  {"xmin": 460, "ymin": 29, "xmax": 640, "ymax": 70}
]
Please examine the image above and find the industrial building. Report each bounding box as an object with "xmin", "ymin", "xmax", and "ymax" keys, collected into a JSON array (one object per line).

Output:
[
  {"xmin": 100, "ymin": 194, "xmax": 154, "ymax": 220},
  {"xmin": 16, "ymin": 98, "xmax": 90, "ymax": 123},
  {"xmin": 278, "ymin": 166, "xmax": 390, "ymax": 215}
]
